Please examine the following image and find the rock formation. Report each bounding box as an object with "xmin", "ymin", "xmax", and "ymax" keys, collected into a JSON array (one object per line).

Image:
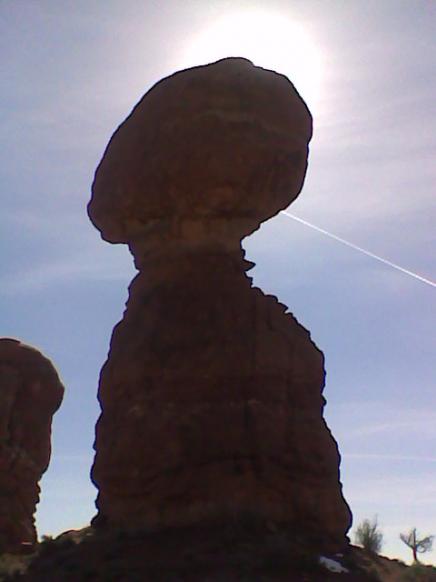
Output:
[
  {"xmin": 88, "ymin": 57, "xmax": 352, "ymax": 552},
  {"xmin": 0, "ymin": 338, "xmax": 64, "ymax": 552}
]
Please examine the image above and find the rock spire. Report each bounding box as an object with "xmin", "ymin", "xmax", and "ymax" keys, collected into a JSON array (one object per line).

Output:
[
  {"xmin": 88, "ymin": 57, "xmax": 351, "ymax": 551},
  {"xmin": 0, "ymin": 338, "xmax": 64, "ymax": 552}
]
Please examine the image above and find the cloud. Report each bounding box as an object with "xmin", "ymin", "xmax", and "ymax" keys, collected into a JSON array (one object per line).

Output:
[
  {"xmin": 345, "ymin": 470, "xmax": 436, "ymax": 508},
  {"xmin": 343, "ymin": 453, "xmax": 436, "ymax": 464},
  {"xmin": 334, "ymin": 404, "xmax": 436, "ymax": 439},
  {"xmin": 1, "ymin": 204, "xmax": 136, "ymax": 295},
  {"xmin": 345, "ymin": 420, "xmax": 436, "ymax": 441},
  {"xmin": 0, "ymin": 253, "xmax": 135, "ymax": 295}
]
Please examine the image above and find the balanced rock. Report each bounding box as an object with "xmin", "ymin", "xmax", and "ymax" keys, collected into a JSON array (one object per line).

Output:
[
  {"xmin": 89, "ymin": 57, "xmax": 351, "ymax": 551},
  {"xmin": 0, "ymin": 338, "xmax": 64, "ymax": 552}
]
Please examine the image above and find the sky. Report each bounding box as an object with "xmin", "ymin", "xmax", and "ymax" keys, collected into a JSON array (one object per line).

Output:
[{"xmin": 1, "ymin": 0, "xmax": 435, "ymax": 564}]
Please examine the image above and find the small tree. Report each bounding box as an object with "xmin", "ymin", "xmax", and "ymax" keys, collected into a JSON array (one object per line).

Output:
[
  {"xmin": 354, "ymin": 516, "xmax": 384, "ymax": 554},
  {"xmin": 400, "ymin": 528, "xmax": 434, "ymax": 563}
]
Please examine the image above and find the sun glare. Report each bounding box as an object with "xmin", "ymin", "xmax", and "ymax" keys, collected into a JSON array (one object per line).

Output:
[{"xmin": 179, "ymin": 10, "xmax": 323, "ymax": 113}]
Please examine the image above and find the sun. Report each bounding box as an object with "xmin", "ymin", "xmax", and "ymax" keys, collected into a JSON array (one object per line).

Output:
[{"xmin": 178, "ymin": 9, "xmax": 323, "ymax": 113}]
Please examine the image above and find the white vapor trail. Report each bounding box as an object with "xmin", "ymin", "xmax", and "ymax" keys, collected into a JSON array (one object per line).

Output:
[{"xmin": 281, "ymin": 211, "xmax": 436, "ymax": 288}]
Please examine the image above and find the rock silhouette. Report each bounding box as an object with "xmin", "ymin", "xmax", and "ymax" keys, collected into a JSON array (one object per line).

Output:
[
  {"xmin": 88, "ymin": 57, "xmax": 352, "ymax": 551},
  {"xmin": 0, "ymin": 338, "xmax": 64, "ymax": 552}
]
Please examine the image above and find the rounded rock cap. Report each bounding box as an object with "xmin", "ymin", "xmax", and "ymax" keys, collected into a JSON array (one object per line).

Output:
[
  {"xmin": 0, "ymin": 337, "xmax": 64, "ymax": 423},
  {"xmin": 88, "ymin": 57, "xmax": 312, "ymax": 249}
]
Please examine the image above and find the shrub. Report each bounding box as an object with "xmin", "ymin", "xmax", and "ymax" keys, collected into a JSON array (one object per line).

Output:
[
  {"xmin": 400, "ymin": 528, "xmax": 434, "ymax": 563},
  {"xmin": 354, "ymin": 516, "xmax": 384, "ymax": 554}
]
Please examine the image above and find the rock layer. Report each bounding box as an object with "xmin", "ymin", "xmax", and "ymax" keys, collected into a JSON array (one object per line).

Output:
[
  {"xmin": 0, "ymin": 338, "xmax": 64, "ymax": 552},
  {"xmin": 89, "ymin": 57, "xmax": 351, "ymax": 551}
]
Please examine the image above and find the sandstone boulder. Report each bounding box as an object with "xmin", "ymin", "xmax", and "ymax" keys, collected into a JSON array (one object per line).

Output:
[
  {"xmin": 0, "ymin": 338, "xmax": 64, "ymax": 552},
  {"xmin": 89, "ymin": 57, "xmax": 352, "ymax": 552},
  {"xmin": 88, "ymin": 57, "xmax": 312, "ymax": 264}
]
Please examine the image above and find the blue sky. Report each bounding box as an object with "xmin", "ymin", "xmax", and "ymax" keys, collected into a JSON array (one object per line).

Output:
[{"xmin": 1, "ymin": 0, "xmax": 435, "ymax": 564}]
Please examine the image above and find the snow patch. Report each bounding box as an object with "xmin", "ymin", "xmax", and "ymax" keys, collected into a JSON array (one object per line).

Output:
[{"xmin": 319, "ymin": 555, "xmax": 350, "ymax": 573}]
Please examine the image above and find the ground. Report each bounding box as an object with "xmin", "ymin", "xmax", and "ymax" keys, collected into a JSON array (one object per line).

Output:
[{"xmin": 1, "ymin": 526, "xmax": 435, "ymax": 581}]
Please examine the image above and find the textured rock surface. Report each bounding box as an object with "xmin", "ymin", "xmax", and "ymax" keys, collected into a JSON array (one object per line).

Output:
[
  {"xmin": 89, "ymin": 57, "xmax": 352, "ymax": 552},
  {"xmin": 88, "ymin": 57, "xmax": 312, "ymax": 263},
  {"xmin": 0, "ymin": 338, "xmax": 64, "ymax": 552}
]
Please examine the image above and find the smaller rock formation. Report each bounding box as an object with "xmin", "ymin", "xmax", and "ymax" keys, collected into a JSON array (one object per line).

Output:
[{"xmin": 0, "ymin": 338, "xmax": 64, "ymax": 553}]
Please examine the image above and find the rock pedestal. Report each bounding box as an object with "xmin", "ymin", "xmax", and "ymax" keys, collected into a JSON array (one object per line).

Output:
[
  {"xmin": 88, "ymin": 58, "xmax": 351, "ymax": 551},
  {"xmin": 0, "ymin": 338, "xmax": 64, "ymax": 552}
]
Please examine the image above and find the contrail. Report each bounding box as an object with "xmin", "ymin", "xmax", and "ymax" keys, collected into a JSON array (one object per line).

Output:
[{"xmin": 281, "ymin": 211, "xmax": 436, "ymax": 288}]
